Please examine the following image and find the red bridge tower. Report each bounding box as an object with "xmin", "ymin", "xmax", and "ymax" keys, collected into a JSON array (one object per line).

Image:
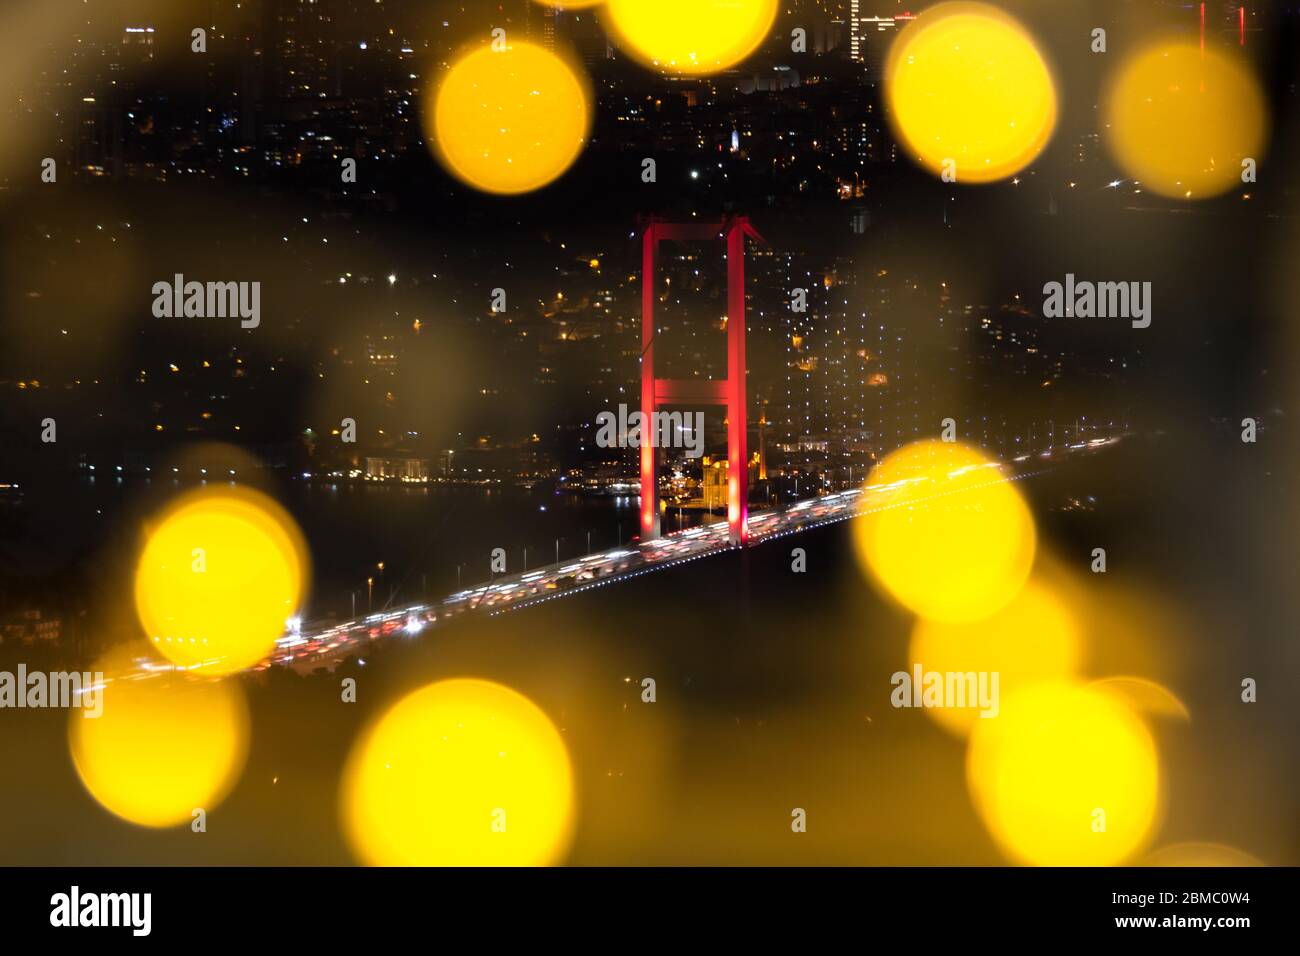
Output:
[{"xmin": 639, "ymin": 216, "xmax": 764, "ymax": 547}]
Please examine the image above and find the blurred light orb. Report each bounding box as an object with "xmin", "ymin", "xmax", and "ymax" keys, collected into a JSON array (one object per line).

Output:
[
  {"xmin": 909, "ymin": 580, "xmax": 1081, "ymax": 736},
  {"xmin": 967, "ymin": 682, "xmax": 1160, "ymax": 866},
  {"xmin": 885, "ymin": 2, "xmax": 1057, "ymax": 183},
  {"xmin": 852, "ymin": 439, "xmax": 1036, "ymax": 622},
  {"xmin": 430, "ymin": 41, "xmax": 591, "ymax": 195},
  {"xmin": 70, "ymin": 669, "xmax": 249, "ymax": 828},
  {"xmin": 1142, "ymin": 842, "xmax": 1263, "ymax": 867},
  {"xmin": 1090, "ymin": 676, "xmax": 1190, "ymax": 722},
  {"xmin": 604, "ymin": 0, "xmax": 778, "ymax": 75},
  {"xmin": 1104, "ymin": 42, "xmax": 1267, "ymax": 200},
  {"xmin": 134, "ymin": 487, "xmax": 308, "ymax": 675},
  {"xmin": 342, "ymin": 678, "xmax": 574, "ymax": 866}
]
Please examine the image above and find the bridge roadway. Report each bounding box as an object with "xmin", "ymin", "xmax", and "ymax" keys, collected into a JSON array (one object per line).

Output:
[{"xmin": 264, "ymin": 438, "xmax": 1117, "ymax": 674}]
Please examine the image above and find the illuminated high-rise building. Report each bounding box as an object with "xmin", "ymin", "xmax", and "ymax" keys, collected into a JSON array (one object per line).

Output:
[
  {"xmin": 264, "ymin": 0, "xmax": 338, "ymax": 101},
  {"xmin": 776, "ymin": 255, "xmax": 871, "ymax": 463},
  {"xmin": 543, "ymin": 7, "xmax": 557, "ymax": 50},
  {"xmin": 120, "ymin": 27, "xmax": 156, "ymax": 61},
  {"xmin": 846, "ymin": 7, "xmax": 912, "ymax": 79}
]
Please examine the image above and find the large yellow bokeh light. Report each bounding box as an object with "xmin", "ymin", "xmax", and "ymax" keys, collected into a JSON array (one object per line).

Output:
[
  {"xmin": 342, "ymin": 678, "xmax": 575, "ymax": 866},
  {"xmin": 1103, "ymin": 41, "xmax": 1267, "ymax": 200},
  {"xmin": 885, "ymin": 2, "xmax": 1057, "ymax": 183},
  {"xmin": 909, "ymin": 580, "xmax": 1081, "ymax": 736},
  {"xmin": 134, "ymin": 487, "xmax": 307, "ymax": 675},
  {"xmin": 70, "ymin": 667, "xmax": 249, "ymax": 828},
  {"xmin": 967, "ymin": 682, "xmax": 1160, "ymax": 866},
  {"xmin": 852, "ymin": 439, "xmax": 1036, "ymax": 622},
  {"xmin": 604, "ymin": 0, "xmax": 778, "ymax": 75},
  {"xmin": 429, "ymin": 42, "xmax": 591, "ymax": 195}
]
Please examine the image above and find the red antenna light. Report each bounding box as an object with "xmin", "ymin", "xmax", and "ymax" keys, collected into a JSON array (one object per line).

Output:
[
  {"xmin": 1240, "ymin": 6, "xmax": 1246, "ymax": 47},
  {"xmin": 1200, "ymin": 3, "xmax": 1206, "ymax": 57}
]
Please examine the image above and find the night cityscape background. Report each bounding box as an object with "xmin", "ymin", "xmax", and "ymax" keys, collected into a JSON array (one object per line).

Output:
[{"xmin": 0, "ymin": 0, "xmax": 1296, "ymax": 871}]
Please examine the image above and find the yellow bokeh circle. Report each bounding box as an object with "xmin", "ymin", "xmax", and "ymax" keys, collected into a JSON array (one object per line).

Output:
[
  {"xmin": 852, "ymin": 439, "xmax": 1036, "ymax": 623},
  {"xmin": 342, "ymin": 678, "xmax": 575, "ymax": 866},
  {"xmin": 1103, "ymin": 41, "xmax": 1267, "ymax": 200},
  {"xmin": 429, "ymin": 41, "xmax": 591, "ymax": 195},
  {"xmin": 604, "ymin": 0, "xmax": 778, "ymax": 75},
  {"xmin": 909, "ymin": 580, "xmax": 1081, "ymax": 736},
  {"xmin": 134, "ymin": 486, "xmax": 308, "ymax": 675},
  {"xmin": 967, "ymin": 681, "xmax": 1161, "ymax": 866},
  {"xmin": 885, "ymin": 2, "xmax": 1057, "ymax": 183},
  {"xmin": 1090, "ymin": 676, "xmax": 1190, "ymax": 722},
  {"xmin": 70, "ymin": 663, "xmax": 250, "ymax": 828}
]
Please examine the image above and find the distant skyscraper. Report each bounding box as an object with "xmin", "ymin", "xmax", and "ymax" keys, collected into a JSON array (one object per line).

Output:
[
  {"xmin": 543, "ymin": 8, "xmax": 557, "ymax": 50},
  {"xmin": 120, "ymin": 27, "xmax": 156, "ymax": 62},
  {"xmin": 777, "ymin": 255, "xmax": 870, "ymax": 459},
  {"xmin": 847, "ymin": 6, "xmax": 910, "ymax": 80},
  {"xmin": 566, "ymin": 11, "xmax": 613, "ymax": 65},
  {"xmin": 265, "ymin": 0, "xmax": 338, "ymax": 101}
]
